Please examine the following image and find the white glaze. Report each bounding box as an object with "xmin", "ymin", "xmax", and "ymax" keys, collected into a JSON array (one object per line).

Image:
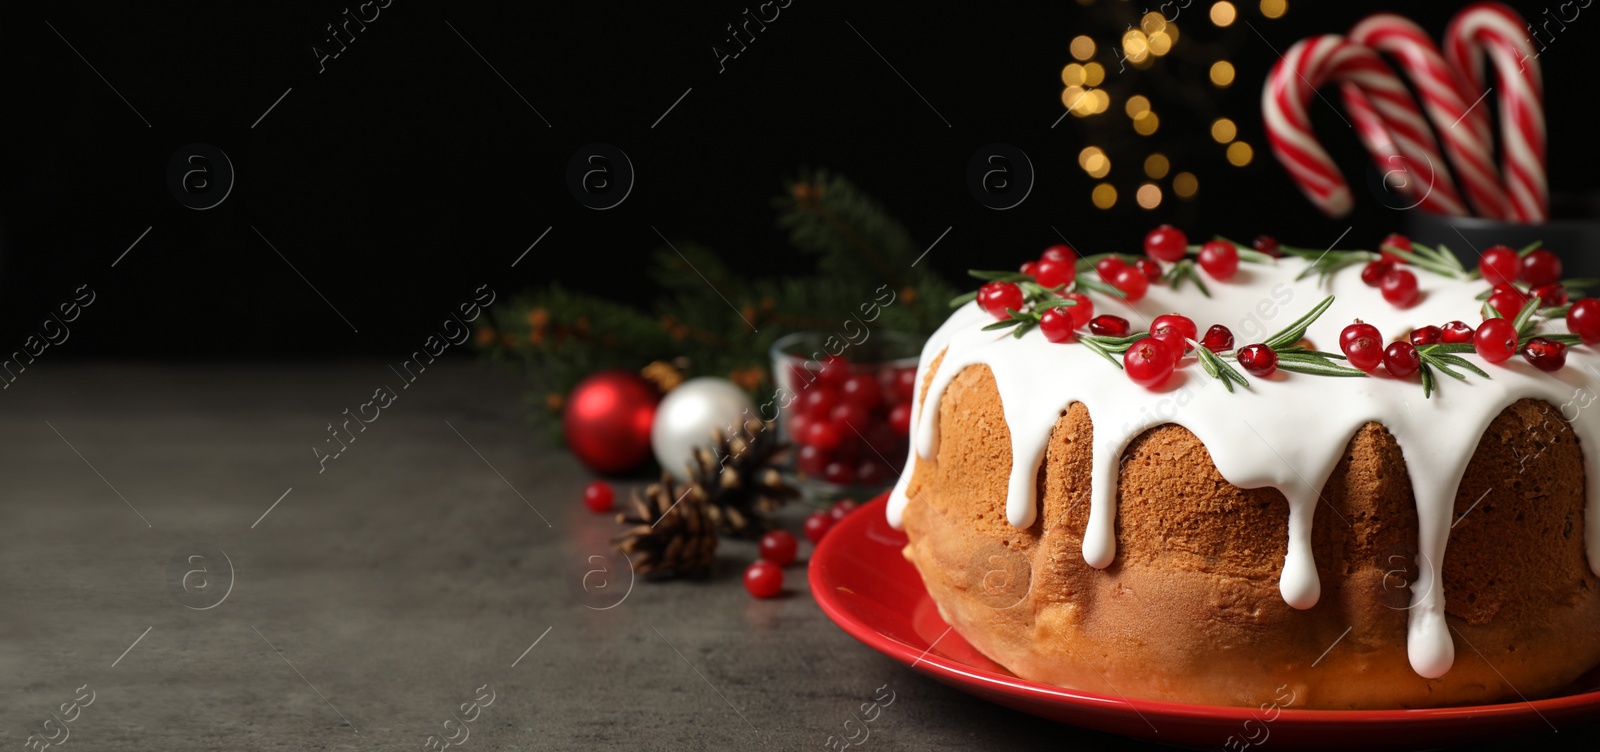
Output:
[{"xmin": 887, "ymin": 257, "xmax": 1600, "ymax": 679}]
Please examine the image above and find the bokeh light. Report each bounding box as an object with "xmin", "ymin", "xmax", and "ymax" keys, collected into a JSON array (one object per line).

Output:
[
  {"xmin": 1125, "ymin": 95, "xmax": 1151, "ymax": 118},
  {"xmin": 1144, "ymin": 153, "xmax": 1170, "ymax": 179},
  {"xmin": 1062, "ymin": 64, "xmax": 1086, "ymax": 86},
  {"xmin": 1080, "ymin": 147, "xmax": 1111, "ymax": 178},
  {"xmin": 1211, "ymin": 1, "xmax": 1237, "ymax": 26},
  {"xmin": 1174, "ymin": 172, "xmax": 1199, "ymax": 198},
  {"xmin": 1211, "ymin": 117, "xmax": 1238, "ymax": 143},
  {"xmin": 1210, "ymin": 60, "xmax": 1235, "ymax": 87},
  {"xmin": 1133, "ymin": 110, "xmax": 1160, "ymax": 135},
  {"xmin": 1227, "ymin": 141, "xmax": 1255, "ymax": 166},
  {"xmin": 1084, "ymin": 62, "xmax": 1105, "ymax": 86},
  {"xmin": 1092, "ymin": 183, "xmax": 1118, "ymax": 209},
  {"xmin": 1123, "ymin": 29, "xmax": 1150, "ymax": 63},
  {"xmin": 1136, "ymin": 183, "xmax": 1163, "ymax": 209},
  {"xmin": 1071, "ymin": 35, "xmax": 1097, "ymax": 61},
  {"xmin": 1261, "ymin": 0, "xmax": 1287, "ymax": 19}
]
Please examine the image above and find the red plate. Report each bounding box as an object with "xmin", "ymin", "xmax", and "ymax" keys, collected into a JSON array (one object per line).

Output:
[{"xmin": 810, "ymin": 494, "xmax": 1600, "ymax": 750}]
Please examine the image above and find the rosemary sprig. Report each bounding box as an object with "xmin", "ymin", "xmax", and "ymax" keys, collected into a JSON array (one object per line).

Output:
[
  {"xmin": 1272, "ymin": 350, "xmax": 1368, "ymax": 377},
  {"xmin": 1415, "ymin": 344, "xmax": 1491, "ymax": 399},
  {"xmin": 1192, "ymin": 340, "xmax": 1249, "ymax": 392},
  {"xmin": 1517, "ymin": 240, "xmax": 1545, "ymax": 257},
  {"xmin": 1162, "ymin": 258, "xmax": 1211, "ymax": 297},
  {"xmin": 1280, "ymin": 246, "xmax": 1377, "ymax": 285},
  {"xmin": 1379, "ymin": 240, "xmax": 1469, "ymax": 279},
  {"xmin": 1521, "ymin": 332, "xmax": 1582, "ymax": 347},
  {"xmin": 1076, "ymin": 275, "xmax": 1129, "ymax": 299},
  {"xmin": 1080, "ymin": 332, "xmax": 1150, "ymax": 369},
  {"xmin": 1208, "ymin": 236, "xmax": 1277, "ymax": 264},
  {"xmin": 1511, "ymin": 297, "xmax": 1541, "ymax": 337},
  {"xmin": 1263, "ymin": 295, "xmax": 1335, "ymax": 351}
]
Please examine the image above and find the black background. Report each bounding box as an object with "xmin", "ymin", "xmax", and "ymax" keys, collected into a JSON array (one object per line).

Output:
[{"xmin": 1, "ymin": 0, "xmax": 1593, "ymax": 357}]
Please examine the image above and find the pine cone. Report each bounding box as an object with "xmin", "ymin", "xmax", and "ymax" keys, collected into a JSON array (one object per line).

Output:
[
  {"xmin": 613, "ymin": 475, "xmax": 718, "ymax": 578},
  {"xmin": 687, "ymin": 419, "xmax": 798, "ymax": 538}
]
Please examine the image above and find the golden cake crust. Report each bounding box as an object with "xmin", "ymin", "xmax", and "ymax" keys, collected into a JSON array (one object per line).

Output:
[{"xmin": 900, "ymin": 355, "xmax": 1600, "ymax": 709}]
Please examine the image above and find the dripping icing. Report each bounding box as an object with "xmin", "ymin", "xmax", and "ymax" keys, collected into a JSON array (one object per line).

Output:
[{"xmin": 886, "ymin": 258, "xmax": 1600, "ymax": 680}]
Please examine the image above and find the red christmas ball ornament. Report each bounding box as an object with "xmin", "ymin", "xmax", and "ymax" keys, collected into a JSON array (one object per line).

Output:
[{"xmin": 562, "ymin": 370, "xmax": 661, "ymax": 475}]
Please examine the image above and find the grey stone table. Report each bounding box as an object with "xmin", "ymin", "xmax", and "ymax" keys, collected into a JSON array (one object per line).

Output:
[{"xmin": 2, "ymin": 362, "xmax": 1596, "ymax": 751}]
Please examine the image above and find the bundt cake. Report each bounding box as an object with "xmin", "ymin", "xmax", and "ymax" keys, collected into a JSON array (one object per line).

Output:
[{"xmin": 887, "ymin": 236, "xmax": 1600, "ymax": 709}]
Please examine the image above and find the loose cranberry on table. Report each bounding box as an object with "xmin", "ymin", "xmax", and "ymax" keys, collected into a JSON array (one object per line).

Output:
[
  {"xmin": 1252, "ymin": 235, "xmax": 1281, "ymax": 258},
  {"xmin": 759, "ymin": 529, "xmax": 798, "ymax": 566},
  {"xmin": 1568, "ymin": 298, "xmax": 1600, "ymax": 344},
  {"xmin": 1034, "ymin": 258, "xmax": 1075, "ymax": 288},
  {"xmin": 803, "ymin": 511, "xmax": 834, "ymax": 543},
  {"xmin": 1197, "ymin": 241, "xmax": 1240, "ymax": 281},
  {"xmin": 1123, "ymin": 337, "xmax": 1176, "ymax": 389},
  {"xmin": 1089, "ymin": 315, "xmax": 1130, "ymax": 337},
  {"xmin": 1144, "ymin": 224, "xmax": 1189, "ymax": 262},
  {"xmin": 1440, "ymin": 320, "xmax": 1475, "ymax": 343},
  {"xmin": 744, "ymin": 560, "xmax": 784, "ymax": 599},
  {"xmin": 1531, "ymin": 283, "xmax": 1568, "ymax": 307},
  {"xmin": 1380, "ymin": 268, "xmax": 1420, "ymax": 308},
  {"xmin": 1473, "ymin": 318, "xmax": 1519, "ymax": 363},
  {"xmin": 1383, "ymin": 341, "xmax": 1421, "ymax": 378},
  {"xmin": 1110, "ymin": 266, "xmax": 1150, "ymax": 302},
  {"xmin": 1201, "ymin": 324, "xmax": 1235, "ymax": 352},
  {"xmin": 582, "ymin": 480, "xmax": 614, "ymax": 514},
  {"xmin": 887, "ymin": 402, "xmax": 912, "ymax": 436},
  {"xmin": 977, "ymin": 281, "xmax": 1024, "ymax": 320},
  {"xmin": 1478, "ymin": 245, "xmax": 1521, "ymax": 287},
  {"xmin": 1487, "ymin": 287, "xmax": 1530, "ymax": 320},
  {"xmin": 1409, "ymin": 325, "xmax": 1443, "ymax": 346},
  {"xmin": 1340, "ymin": 322, "xmax": 1384, "ymax": 372},
  {"xmin": 1135, "ymin": 258, "xmax": 1164, "ymax": 282},
  {"xmin": 1060, "ymin": 292, "xmax": 1095, "ymax": 329},
  {"xmin": 1522, "ymin": 337, "xmax": 1567, "ymax": 372},
  {"xmin": 1360, "ymin": 259, "xmax": 1394, "ymax": 287},
  {"xmin": 1237, "ymin": 344, "xmax": 1278, "ymax": 377},
  {"xmin": 1520, "ymin": 249, "xmax": 1562, "ymax": 287}
]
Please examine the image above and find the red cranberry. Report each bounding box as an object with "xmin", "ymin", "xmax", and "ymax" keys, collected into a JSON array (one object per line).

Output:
[
  {"xmin": 1521, "ymin": 336, "xmax": 1567, "ymax": 372},
  {"xmin": 1041, "ymin": 244, "xmax": 1075, "ymax": 263},
  {"xmin": 1237, "ymin": 344, "xmax": 1278, "ymax": 376},
  {"xmin": 1089, "ymin": 315, "xmax": 1130, "ymax": 337},
  {"xmin": 822, "ymin": 460, "xmax": 856, "ymax": 485},
  {"xmin": 1034, "ymin": 258, "xmax": 1074, "ymax": 289},
  {"xmin": 1383, "ymin": 341, "xmax": 1421, "ymax": 378},
  {"xmin": 1479, "ymin": 245, "xmax": 1521, "ymax": 287},
  {"xmin": 1487, "ymin": 288, "xmax": 1530, "ymax": 320},
  {"xmin": 803, "ymin": 421, "xmax": 842, "ymax": 451},
  {"xmin": 1144, "ymin": 224, "xmax": 1189, "ymax": 262},
  {"xmin": 1061, "ymin": 292, "xmax": 1094, "ymax": 329},
  {"xmin": 582, "ymin": 481, "xmax": 614, "ymax": 514},
  {"xmin": 1340, "ymin": 322, "xmax": 1383, "ymax": 371},
  {"xmin": 1568, "ymin": 298, "xmax": 1600, "ymax": 344},
  {"xmin": 1379, "ymin": 233, "xmax": 1412, "ymax": 264},
  {"xmin": 1473, "ymin": 318, "xmax": 1519, "ymax": 364},
  {"xmin": 1520, "ymin": 249, "xmax": 1562, "ymax": 287},
  {"xmin": 1440, "ymin": 321, "xmax": 1475, "ymax": 344},
  {"xmin": 1531, "ymin": 283, "xmax": 1568, "ymax": 308},
  {"xmin": 829, "ymin": 402, "xmax": 869, "ymax": 433},
  {"xmin": 817, "ymin": 355, "xmax": 851, "ymax": 388},
  {"xmin": 1096, "ymin": 257, "xmax": 1128, "ymax": 282},
  {"xmin": 891, "ymin": 368, "xmax": 917, "ymax": 402},
  {"xmin": 1020, "ymin": 261, "xmax": 1039, "ymax": 277},
  {"xmin": 1410, "ymin": 325, "xmax": 1443, "ymax": 346},
  {"xmin": 1150, "ymin": 313, "xmax": 1198, "ymax": 343},
  {"xmin": 797, "ymin": 444, "xmax": 828, "ymax": 475},
  {"xmin": 1197, "ymin": 241, "xmax": 1240, "ymax": 280},
  {"xmin": 887, "ymin": 402, "xmax": 912, "ymax": 435},
  {"xmin": 1380, "ymin": 268, "xmax": 1420, "ymax": 308},
  {"xmin": 840, "ymin": 374, "xmax": 882, "ymax": 410},
  {"xmin": 977, "ymin": 281, "xmax": 1024, "ymax": 320},
  {"xmin": 759, "ymin": 530, "xmax": 798, "ymax": 566},
  {"xmin": 1110, "ymin": 266, "xmax": 1150, "ymax": 302},
  {"xmin": 744, "ymin": 560, "xmax": 783, "ymax": 598},
  {"xmin": 800, "ymin": 387, "xmax": 838, "ymax": 419},
  {"xmin": 1123, "ymin": 338, "xmax": 1175, "ymax": 388},
  {"xmin": 1361, "ymin": 259, "xmax": 1394, "ymax": 287},
  {"xmin": 1201, "ymin": 324, "xmax": 1235, "ymax": 352},
  {"xmin": 803, "ymin": 512, "xmax": 833, "ymax": 543},
  {"xmin": 855, "ymin": 460, "xmax": 888, "ymax": 486},
  {"xmin": 829, "ymin": 499, "xmax": 858, "ymax": 521},
  {"xmin": 1252, "ymin": 235, "xmax": 1281, "ymax": 258},
  {"xmin": 1039, "ymin": 308, "xmax": 1076, "ymax": 343},
  {"xmin": 1136, "ymin": 258, "xmax": 1164, "ymax": 282}
]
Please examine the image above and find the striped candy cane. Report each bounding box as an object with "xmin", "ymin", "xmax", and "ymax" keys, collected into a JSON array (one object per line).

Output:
[
  {"xmin": 1445, "ymin": 2, "xmax": 1547, "ymax": 222},
  {"xmin": 1264, "ymin": 35, "xmax": 1468, "ymax": 218},
  {"xmin": 1350, "ymin": 14, "xmax": 1512, "ymax": 220}
]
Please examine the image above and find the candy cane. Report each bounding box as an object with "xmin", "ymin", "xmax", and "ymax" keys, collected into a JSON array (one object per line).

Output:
[
  {"xmin": 1445, "ymin": 2, "xmax": 1547, "ymax": 222},
  {"xmin": 1350, "ymin": 14, "xmax": 1512, "ymax": 220},
  {"xmin": 1264, "ymin": 35, "xmax": 1468, "ymax": 218}
]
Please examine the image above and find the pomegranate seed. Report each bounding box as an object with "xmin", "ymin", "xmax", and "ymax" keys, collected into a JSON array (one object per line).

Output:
[
  {"xmin": 1123, "ymin": 338, "xmax": 1176, "ymax": 389},
  {"xmin": 1197, "ymin": 241, "xmax": 1240, "ymax": 280},
  {"xmin": 1144, "ymin": 225, "xmax": 1189, "ymax": 262},
  {"xmin": 977, "ymin": 281, "xmax": 1025, "ymax": 320},
  {"xmin": 744, "ymin": 560, "xmax": 784, "ymax": 598},
  {"xmin": 1034, "ymin": 258, "xmax": 1074, "ymax": 288},
  {"xmin": 1520, "ymin": 249, "xmax": 1562, "ymax": 287},
  {"xmin": 1410, "ymin": 325, "xmax": 1443, "ymax": 346},
  {"xmin": 1136, "ymin": 258, "xmax": 1164, "ymax": 282},
  {"xmin": 1521, "ymin": 336, "xmax": 1567, "ymax": 372},
  {"xmin": 1201, "ymin": 324, "xmax": 1235, "ymax": 352},
  {"xmin": 1479, "ymin": 245, "xmax": 1521, "ymax": 287},
  {"xmin": 1061, "ymin": 292, "xmax": 1094, "ymax": 329},
  {"xmin": 759, "ymin": 530, "xmax": 798, "ymax": 566},
  {"xmin": 1487, "ymin": 288, "xmax": 1530, "ymax": 320},
  {"xmin": 1110, "ymin": 266, "xmax": 1150, "ymax": 302},
  {"xmin": 1361, "ymin": 259, "xmax": 1394, "ymax": 287},
  {"xmin": 1340, "ymin": 322, "xmax": 1384, "ymax": 372},
  {"xmin": 1089, "ymin": 315, "xmax": 1130, "ymax": 337},
  {"xmin": 1568, "ymin": 298, "xmax": 1600, "ymax": 344},
  {"xmin": 1252, "ymin": 235, "xmax": 1281, "ymax": 258},
  {"xmin": 1383, "ymin": 341, "xmax": 1421, "ymax": 378},
  {"xmin": 1039, "ymin": 307, "xmax": 1076, "ymax": 343},
  {"xmin": 1380, "ymin": 268, "xmax": 1420, "ymax": 308},
  {"xmin": 1440, "ymin": 321, "xmax": 1475, "ymax": 344},
  {"xmin": 1473, "ymin": 318, "xmax": 1519, "ymax": 363},
  {"xmin": 1237, "ymin": 344, "xmax": 1278, "ymax": 377},
  {"xmin": 1531, "ymin": 283, "xmax": 1568, "ymax": 307}
]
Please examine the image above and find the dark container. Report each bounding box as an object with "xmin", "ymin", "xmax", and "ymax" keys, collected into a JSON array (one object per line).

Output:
[{"xmin": 1406, "ymin": 194, "xmax": 1600, "ymax": 276}]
